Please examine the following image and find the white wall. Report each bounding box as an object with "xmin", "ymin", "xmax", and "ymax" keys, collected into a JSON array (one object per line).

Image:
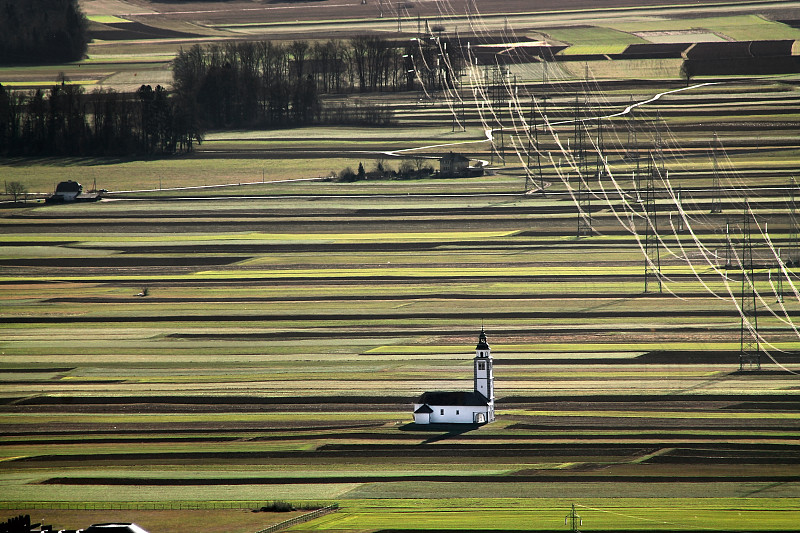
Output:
[{"xmin": 424, "ymin": 405, "xmax": 487, "ymax": 424}]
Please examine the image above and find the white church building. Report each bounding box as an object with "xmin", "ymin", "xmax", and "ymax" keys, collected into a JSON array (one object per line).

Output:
[{"xmin": 413, "ymin": 328, "xmax": 495, "ymax": 425}]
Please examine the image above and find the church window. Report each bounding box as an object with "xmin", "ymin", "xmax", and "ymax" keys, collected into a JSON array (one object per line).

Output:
[
  {"xmin": 440, "ymin": 409, "xmax": 445, "ymax": 415},
  {"xmin": 456, "ymin": 410, "xmax": 460, "ymax": 415},
  {"xmin": 478, "ymin": 361, "xmax": 485, "ymax": 370}
]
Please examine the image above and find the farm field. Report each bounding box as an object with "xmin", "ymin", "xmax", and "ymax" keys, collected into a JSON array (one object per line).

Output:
[
  {"xmin": 2, "ymin": 183, "xmax": 800, "ymax": 531},
  {"xmin": 3, "ymin": 0, "xmax": 800, "ymax": 532}
]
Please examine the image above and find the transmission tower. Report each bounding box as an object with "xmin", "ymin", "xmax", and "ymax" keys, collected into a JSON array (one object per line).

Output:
[
  {"xmin": 626, "ymin": 97, "xmax": 641, "ymax": 202},
  {"xmin": 710, "ymin": 133, "xmax": 722, "ymax": 214},
  {"xmin": 790, "ymin": 177, "xmax": 798, "ymax": 265},
  {"xmin": 739, "ymin": 200, "xmax": 760, "ymax": 371},
  {"xmin": 490, "ymin": 65, "xmax": 506, "ymax": 164},
  {"xmin": 644, "ymin": 151, "xmax": 662, "ymax": 293},
  {"xmin": 724, "ymin": 218, "xmax": 732, "ymax": 268},
  {"xmin": 576, "ymin": 96, "xmax": 592, "ymax": 237},
  {"xmin": 526, "ymin": 95, "xmax": 547, "ymax": 194},
  {"xmin": 653, "ymin": 114, "xmax": 666, "ymax": 184},
  {"xmin": 565, "ymin": 504, "xmax": 582, "ymax": 533},
  {"xmin": 595, "ymin": 116, "xmax": 605, "ymax": 180}
]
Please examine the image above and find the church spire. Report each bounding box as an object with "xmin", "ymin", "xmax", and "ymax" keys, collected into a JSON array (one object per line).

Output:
[
  {"xmin": 476, "ymin": 326, "xmax": 489, "ymax": 352},
  {"xmin": 474, "ymin": 327, "xmax": 493, "ymax": 402}
]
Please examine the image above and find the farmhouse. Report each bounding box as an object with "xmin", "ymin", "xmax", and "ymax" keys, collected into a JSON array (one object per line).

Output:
[
  {"xmin": 52, "ymin": 180, "xmax": 82, "ymax": 202},
  {"xmin": 46, "ymin": 180, "xmax": 101, "ymax": 204},
  {"xmin": 439, "ymin": 152, "xmax": 470, "ymax": 177},
  {"xmin": 413, "ymin": 329, "xmax": 495, "ymax": 424}
]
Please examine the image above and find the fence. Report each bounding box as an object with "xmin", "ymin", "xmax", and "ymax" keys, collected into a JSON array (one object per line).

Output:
[{"xmin": 254, "ymin": 504, "xmax": 339, "ymax": 533}]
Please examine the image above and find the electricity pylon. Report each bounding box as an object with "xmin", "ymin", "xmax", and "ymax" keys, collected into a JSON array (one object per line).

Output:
[
  {"xmin": 626, "ymin": 97, "xmax": 641, "ymax": 202},
  {"xmin": 739, "ymin": 200, "xmax": 760, "ymax": 371},
  {"xmin": 710, "ymin": 133, "xmax": 722, "ymax": 214},
  {"xmin": 644, "ymin": 151, "xmax": 662, "ymax": 293},
  {"xmin": 790, "ymin": 177, "xmax": 798, "ymax": 265},
  {"xmin": 526, "ymin": 95, "xmax": 547, "ymax": 194},
  {"xmin": 565, "ymin": 504, "xmax": 582, "ymax": 532},
  {"xmin": 576, "ymin": 96, "xmax": 592, "ymax": 237}
]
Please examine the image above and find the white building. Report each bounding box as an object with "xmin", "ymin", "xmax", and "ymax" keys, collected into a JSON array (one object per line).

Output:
[{"xmin": 413, "ymin": 329, "xmax": 495, "ymax": 425}]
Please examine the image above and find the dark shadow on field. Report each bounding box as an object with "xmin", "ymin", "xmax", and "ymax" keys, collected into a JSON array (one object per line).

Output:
[
  {"xmin": 1, "ymin": 155, "xmax": 188, "ymax": 167},
  {"xmin": 398, "ymin": 423, "xmax": 481, "ymax": 444}
]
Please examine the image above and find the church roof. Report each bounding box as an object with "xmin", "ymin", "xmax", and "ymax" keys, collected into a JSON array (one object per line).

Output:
[
  {"xmin": 417, "ymin": 391, "xmax": 489, "ymax": 406},
  {"xmin": 414, "ymin": 404, "xmax": 434, "ymax": 413}
]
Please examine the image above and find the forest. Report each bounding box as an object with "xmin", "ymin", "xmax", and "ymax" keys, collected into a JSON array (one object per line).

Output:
[
  {"xmin": 173, "ymin": 36, "xmax": 460, "ymax": 129},
  {"xmin": 0, "ymin": 36, "xmax": 459, "ymax": 156},
  {"xmin": 0, "ymin": 81, "xmax": 201, "ymax": 157},
  {"xmin": 0, "ymin": 0, "xmax": 88, "ymax": 64}
]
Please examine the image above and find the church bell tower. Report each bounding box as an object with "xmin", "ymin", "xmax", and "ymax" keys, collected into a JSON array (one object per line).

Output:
[{"xmin": 474, "ymin": 327, "xmax": 494, "ymax": 402}]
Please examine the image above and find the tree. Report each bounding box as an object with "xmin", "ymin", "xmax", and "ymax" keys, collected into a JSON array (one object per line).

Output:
[
  {"xmin": 357, "ymin": 162, "xmax": 366, "ymax": 180},
  {"xmin": 337, "ymin": 166, "xmax": 356, "ymax": 182},
  {"xmin": 680, "ymin": 60, "xmax": 694, "ymax": 86},
  {"xmin": 398, "ymin": 160, "xmax": 415, "ymax": 177},
  {"xmin": 412, "ymin": 156, "xmax": 432, "ymax": 175},
  {"xmin": 6, "ymin": 181, "xmax": 27, "ymax": 203},
  {"xmin": 373, "ymin": 158, "xmax": 386, "ymax": 177}
]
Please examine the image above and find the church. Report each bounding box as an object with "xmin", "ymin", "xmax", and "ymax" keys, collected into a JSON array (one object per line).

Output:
[{"xmin": 412, "ymin": 328, "xmax": 495, "ymax": 424}]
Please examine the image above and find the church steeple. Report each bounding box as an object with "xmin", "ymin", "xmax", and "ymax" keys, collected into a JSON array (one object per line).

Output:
[{"xmin": 474, "ymin": 327, "xmax": 494, "ymax": 402}]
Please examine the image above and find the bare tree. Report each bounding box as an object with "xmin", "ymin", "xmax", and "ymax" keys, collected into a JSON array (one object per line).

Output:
[
  {"xmin": 5, "ymin": 181, "xmax": 27, "ymax": 203},
  {"xmin": 412, "ymin": 156, "xmax": 432, "ymax": 174}
]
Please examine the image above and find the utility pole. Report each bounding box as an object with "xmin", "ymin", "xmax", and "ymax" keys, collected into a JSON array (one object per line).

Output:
[
  {"xmin": 595, "ymin": 115, "xmax": 605, "ymax": 182},
  {"xmin": 565, "ymin": 504, "xmax": 582, "ymax": 533},
  {"xmin": 776, "ymin": 248, "xmax": 784, "ymax": 303},
  {"xmin": 790, "ymin": 177, "xmax": 798, "ymax": 265},
  {"xmin": 542, "ymin": 59, "xmax": 549, "ymax": 86},
  {"xmin": 397, "ymin": 1, "xmax": 402, "ymax": 32},
  {"xmin": 740, "ymin": 200, "xmax": 760, "ymax": 371},
  {"xmin": 644, "ymin": 151, "xmax": 662, "ymax": 293},
  {"xmin": 577, "ymin": 97, "xmax": 592, "ymax": 237},
  {"xmin": 527, "ymin": 95, "xmax": 548, "ymax": 193},
  {"xmin": 724, "ymin": 218, "xmax": 732, "ymax": 268},
  {"xmin": 526, "ymin": 95, "xmax": 536, "ymax": 193},
  {"xmin": 627, "ymin": 96, "xmax": 641, "ymax": 202},
  {"xmin": 711, "ymin": 133, "xmax": 722, "ymax": 214}
]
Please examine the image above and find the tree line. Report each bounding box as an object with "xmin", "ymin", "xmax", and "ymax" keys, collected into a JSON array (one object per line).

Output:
[
  {"xmin": 0, "ymin": 0, "xmax": 88, "ymax": 64},
  {"xmin": 0, "ymin": 80, "xmax": 202, "ymax": 157},
  {"xmin": 0, "ymin": 35, "xmax": 462, "ymax": 156},
  {"xmin": 173, "ymin": 36, "xmax": 462, "ymax": 129}
]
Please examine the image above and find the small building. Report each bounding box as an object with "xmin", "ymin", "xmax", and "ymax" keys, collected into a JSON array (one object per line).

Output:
[
  {"xmin": 53, "ymin": 180, "xmax": 82, "ymax": 202},
  {"xmin": 413, "ymin": 328, "xmax": 495, "ymax": 424},
  {"xmin": 439, "ymin": 152, "xmax": 470, "ymax": 177}
]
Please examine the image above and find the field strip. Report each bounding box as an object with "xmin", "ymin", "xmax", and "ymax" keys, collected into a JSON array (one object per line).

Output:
[
  {"xmin": 0, "ymin": 413, "xmax": 402, "ymax": 424},
  {"xmin": 365, "ymin": 342, "xmax": 800, "ymax": 353},
  {"xmin": 86, "ymin": 15, "xmax": 130, "ymax": 23},
  {"xmin": 0, "ymin": 231, "xmax": 515, "ymax": 244},
  {"xmin": 1, "ymin": 81, "xmax": 100, "ymax": 87},
  {"xmin": 507, "ymin": 410, "xmax": 800, "ymax": 419}
]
